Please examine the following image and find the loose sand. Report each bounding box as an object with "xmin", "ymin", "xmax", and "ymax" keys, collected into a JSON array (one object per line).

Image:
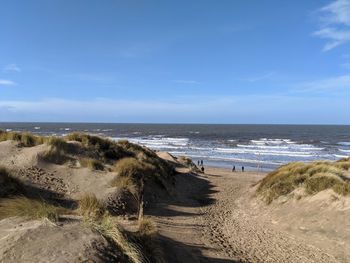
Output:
[{"xmin": 148, "ymin": 166, "xmax": 348, "ymax": 263}]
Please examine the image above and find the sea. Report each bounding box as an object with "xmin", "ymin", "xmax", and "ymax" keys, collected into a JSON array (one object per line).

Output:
[{"xmin": 1, "ymin": 123, "xmax": 350, "ymax": 171}]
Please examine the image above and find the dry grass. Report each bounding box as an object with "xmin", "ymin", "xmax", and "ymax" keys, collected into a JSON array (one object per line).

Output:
[
  {"xmin": 94, "ymin": 214, "xmax": 144, "ymax": 263},
  {"xmin": 0, "ymin": 196, "xmax": 66, "ymax": 221},
  {"xmin": 78, "ymin": 193, "xmax": 105, "ymax": 221},
  {"xmin": 0, "ymin": 167, "xmax": 25, "ymax": 198},
  {"xmin": 112, "ymin": 157, "xmax": 151, "ymax": 179},
  {"xmin": 39, "ymin": 148, "xmax": 71, "ymax": 165},
  {"xmin": 78, "ymin": 192, "xmax": 144, "ymax": 263},
  {"xmin": 136, "ymin": 217, "xmax": 165, "ymax": 263},
  {"xmin": 0, "ymin": 131, "xmax": 43, "ymax": 147},
  {"xmin": 79, "ymin": 158, "xmax": 104, "ymax": 171},
  {"xmin": 47, "ymin": 136, "xmax": 78, "ymax": 154},
  {"xmin": 258, "ymin": 159, "xmax": 350, "ymax": 204},
  {"xmin": 138, "ymin": 217, "xmax": 157, "ymax": 237},
  {"xmin": 110, "ymin": 176, "xmax": 138, "ymax": 195}
]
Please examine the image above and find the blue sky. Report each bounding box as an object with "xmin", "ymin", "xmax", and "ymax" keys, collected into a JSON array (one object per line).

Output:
[{"xmin": 1, "ymin": 0, "xmax": 350, "ymax": 124}]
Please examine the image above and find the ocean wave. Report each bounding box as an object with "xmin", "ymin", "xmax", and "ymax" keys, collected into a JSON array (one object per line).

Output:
[
  {"xmin": 339, "ymin": 149, "xmax": 350, "ymax": 153},
  {"xmin": 250, "ymin": 138, "xmax": 295, "ymax": 145},
  {"xmin": 214, "ymin": 147, "xmax": 314, "ymax": 157},
  {"xmin": 338, "ymin": 142, "xmax": 350, "ymax": 146},
  {"xmin": 111, "ymin": 137, "xmax": 189, "ymax": 147},
  {"xmin": 237, "ymin": 144, "xmax": 324, "ymax": 151},
  {"xmin": 334, "ymin": 154, "xmax": 349, "ymax": 159},
  {"xmin": 168, "ymin": 152, "xmax": 284, "ymax": 166}
]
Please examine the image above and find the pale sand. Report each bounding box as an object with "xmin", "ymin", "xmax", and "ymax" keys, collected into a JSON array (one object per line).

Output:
[{"xmin": 148, "ymin": 165, "xmax": 347, "ymax": 263}]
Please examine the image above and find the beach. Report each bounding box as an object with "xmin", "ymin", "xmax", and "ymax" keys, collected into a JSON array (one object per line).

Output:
[
  {"xmin": 0, "ymin": 131, "xmax": 349, "ymax": 262},
  {"xmin": 148, "ymin": 164, "xmax": 348, "ymax": 262}
]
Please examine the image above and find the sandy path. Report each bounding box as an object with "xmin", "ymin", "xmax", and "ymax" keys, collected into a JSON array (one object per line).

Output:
[{"xmin": 148, "ymin": 167, "xmax": 340, "ymax": 263}]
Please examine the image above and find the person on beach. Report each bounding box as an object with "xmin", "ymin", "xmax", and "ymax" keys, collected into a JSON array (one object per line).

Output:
[
  {"xmin": 197, "ymin": 160, "xmax": 200, "ymax": 166},
  {"xmin": 232, "ymin": 165, "xmax": 235, "ymax": 172},
  {"xmin": 242, "ymin": 166, "xmax": 244, "ymax": 172},
  {"xmin": 201, "ymin": 166, "xmax": 205, "ymax": 173},
  {"xmin": 201, "ymin": 160, "xmax": 203, "ymax": 166}
]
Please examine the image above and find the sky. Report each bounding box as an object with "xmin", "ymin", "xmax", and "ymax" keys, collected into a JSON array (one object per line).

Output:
[{"xmin": 1, "ymin": 0, "xmax": 350, "ymax": 124}]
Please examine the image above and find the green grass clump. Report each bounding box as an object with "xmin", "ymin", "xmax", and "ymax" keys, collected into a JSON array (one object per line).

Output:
[
  {"xmin": 0, "ymin": 131, "xmax": 43, "ymax": 147},
  {"xmin": 0, "ymin": 196, "xmax": 66, "ymax": 221},
  {"xmin": 258, "ymin": 159, "xmax": 350, "ymax": 204},
  {"xmin": 80, "ymin": 158, "xmax": 104, "ymax": 171},
  {"xmin": 0, "ymin": 167, "xmax": 25, "ymax": 198}
]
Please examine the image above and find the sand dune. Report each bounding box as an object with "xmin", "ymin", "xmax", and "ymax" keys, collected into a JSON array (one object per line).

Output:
[{"xmin": 0, "ymin": 134, "xmax": 349, "ymax": 262}]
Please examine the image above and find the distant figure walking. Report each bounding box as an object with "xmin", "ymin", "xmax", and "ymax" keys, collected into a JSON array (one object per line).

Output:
[
  {"xmin": 197, "ymin": 160, "xmax": 200, "ymax": 166},
  {"xmin": 201, "ymin": 160, "xmax": 203, "ymax": 166},
  {"xmin": 232, "ymin": 165, "xmax": 235, "ymax": 172},
  {"xmin": 242, "ymin": 166, "xmax": 244, "ymax": 172},
  {"xmin": 201, "ymin": 166, "xmax": 205, "ymax": 173}
]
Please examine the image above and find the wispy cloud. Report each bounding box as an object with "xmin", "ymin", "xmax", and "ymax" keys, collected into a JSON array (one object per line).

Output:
[
  {"xmin": 3, "ymin": 64, "xmax": 21, "ymax": 72},
  {"xmin": 313, "ymin": 0, "xmax": 350, "ymax": 51},
  {"xmin": 295, "ymin": 74, "xmax": 350, "ymax": 92},
  {"xmin": 173, "ymin": 80, "xmax": 201, "ymax": 84},
  {"xmin": 0, "ymin": 79, "xmax": 16, "ymax": 86}
]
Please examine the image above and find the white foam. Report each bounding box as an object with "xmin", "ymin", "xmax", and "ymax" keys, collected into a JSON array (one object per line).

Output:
[
  {"xmin": 5, "ymin": 129, "xmax": 12, "ymax": 132},
  {"xmin": 335, "ymin": 154, "xmax": 349, "ymax": 159},
  {"xmin": 338, "ymin": 142, "xmax": 350, "ymax": 146},
  {"xmin": 34, "ymin": 127, "xmax": 40, "ymax": 130},
  {"xmin": 214, "ymin": 147, "xmax": 314, "ymax": 157}
]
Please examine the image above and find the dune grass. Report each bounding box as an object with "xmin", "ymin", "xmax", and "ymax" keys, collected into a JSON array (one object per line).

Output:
[
  {"xmin": 79, "ymin": 158, "xmax": 104, "ymax": 171},
  {"xmin": 47, "ymin": 136, "xmax": 78, "ymax": 153},
  {"xmin": 78, "ymin": 193, "xmax": 105, "ymax": 221},
  {"xmin": 0, "ymin": 131, "xmax": 43, "ymax": 147},
  {"xmin": 39, "ymin": 148, "xmax": 72, "ymax": 165},
  {"xmin": 136, "ymin": 217, "xmax": 165, "ymax": 263},
  {"xmin": 0, "ymin": 196, "xmax": 67, "ymax": 221},
  {"xmin": 110, "ymin": 175, "xmax": 138, "ymax": 195},
  {"xmin": 93, "ymin": 214, "xmax": 144, "ymax": 263},
  {"xmin": 258, "ymin": 159, "xmax": 350, "ymax": 204}
]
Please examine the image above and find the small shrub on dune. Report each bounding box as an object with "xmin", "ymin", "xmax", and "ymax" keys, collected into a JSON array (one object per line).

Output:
[
  {"xmin": 0, "ymin": 196, "xmax": 66, "ymax": 221},
  {"xmin": 0, "ymin": 167, "xmax": 25, "ymax": 198},
  {"xmin": 80, "ymin": 158, "xmax": 104, "ymax": 171}
]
